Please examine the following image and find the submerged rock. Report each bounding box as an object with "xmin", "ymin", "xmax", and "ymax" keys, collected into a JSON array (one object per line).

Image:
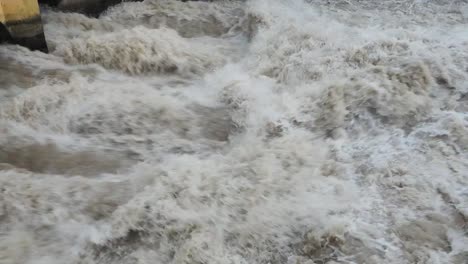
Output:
[{"xmin": 40, "ymin": 0, "xmax": 143, "ymax": 16}]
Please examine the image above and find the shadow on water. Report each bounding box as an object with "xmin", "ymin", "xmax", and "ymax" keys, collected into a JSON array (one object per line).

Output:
[{"xmin": 0, "ymin": 142, "xmax": 130, "ymax": 176}]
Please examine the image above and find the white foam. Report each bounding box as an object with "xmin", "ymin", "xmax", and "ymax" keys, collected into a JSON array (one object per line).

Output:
[{"xmin": 0, "ymin": 0, "xmax": 467, "ymax": 263}]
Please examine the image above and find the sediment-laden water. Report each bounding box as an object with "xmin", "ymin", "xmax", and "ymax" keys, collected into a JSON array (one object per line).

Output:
[{"xmin": 0, "ymin": 0, "xmax": 467, "ymax": 263}]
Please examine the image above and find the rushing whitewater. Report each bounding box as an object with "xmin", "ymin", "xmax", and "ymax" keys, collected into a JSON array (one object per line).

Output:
[{"xmin": 0, "ymin": 0, "xmax": 467, "ymax": 263}]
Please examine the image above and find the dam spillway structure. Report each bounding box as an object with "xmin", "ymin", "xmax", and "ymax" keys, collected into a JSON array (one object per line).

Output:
[
  {"xmin": 0, "ymin": 0, "xmax": 142, "ymax": 52},
  {"xmin": 0, "ymin": 0, "xmax": 48, "ymax": 52}
]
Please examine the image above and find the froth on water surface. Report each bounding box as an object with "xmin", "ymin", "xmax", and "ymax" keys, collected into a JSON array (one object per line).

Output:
[{"xmin": 1, "ymin": 0, "xmax": 468, "ymax": 264}]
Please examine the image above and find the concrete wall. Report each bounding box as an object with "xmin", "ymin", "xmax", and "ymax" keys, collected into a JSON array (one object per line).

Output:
[{"xmin": 0, "ymin": 0, "xmax": 48, "ymax": 52}]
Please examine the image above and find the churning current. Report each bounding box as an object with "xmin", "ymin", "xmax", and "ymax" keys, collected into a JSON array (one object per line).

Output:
[{"xmin": 0, "ymin": 0, "xmax": 467, "ymax": 263}]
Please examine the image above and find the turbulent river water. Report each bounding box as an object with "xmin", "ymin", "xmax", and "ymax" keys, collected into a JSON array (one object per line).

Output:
[{"xmin": 1, "ymin": 0, "xmax": 468, "ymax": 263}]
